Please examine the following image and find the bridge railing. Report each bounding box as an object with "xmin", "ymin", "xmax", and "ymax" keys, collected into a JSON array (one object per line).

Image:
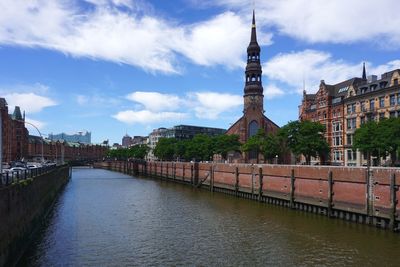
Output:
[{"xmin": 0, "ymin": 165, "xmax": 60, "ymax": 186}]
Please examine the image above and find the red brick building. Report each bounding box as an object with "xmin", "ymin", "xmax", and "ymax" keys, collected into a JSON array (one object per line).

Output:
[
  {"xmin": 226, "ymin": 11, "xmax": 279, "ymax": 162},
  {"xmin": 0, "ymin": 96, "xmax": 108, "ymax": 164},
  {"xmin": 28, "ymin": 136, "xmax": 108, "ymax": 163},
  {"xmin": 0, "ymin": 98, "xmax": 28, "ymax": 163}
]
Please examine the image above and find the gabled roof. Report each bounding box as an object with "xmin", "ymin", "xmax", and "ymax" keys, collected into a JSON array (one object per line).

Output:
[
  {"xmin": 327, "ymin": 77, "xmax": 364, "ymax": 97},
  {"xmin": 304, "ymin": 94, "xmax": 316, "ymax": 100},
  {"xmin": 12, "ymin": 106, "xmax": 23, "ymax": 120}
]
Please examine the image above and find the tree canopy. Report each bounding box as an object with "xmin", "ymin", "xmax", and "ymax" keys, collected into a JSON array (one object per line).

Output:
[
  {"xmin": 354, "ymin": 118, "xmax": 400, "ymax": 166},
  {"xmin": 107, "ymin": 144, "xmax": 150, "ymax": 160}
]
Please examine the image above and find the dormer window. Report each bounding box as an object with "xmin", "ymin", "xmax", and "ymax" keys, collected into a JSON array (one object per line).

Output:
[{"xmin": 360, "ymin": 87, "xmax": 368, "ymax": 94}]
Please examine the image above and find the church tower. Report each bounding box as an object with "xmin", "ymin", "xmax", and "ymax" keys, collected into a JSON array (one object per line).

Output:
[
  {"xmin": 244, "ymin": 10, "xmax": 264, "ymax": 115},
  {"xmin": 243, "ymin": 10, "xmax": 264, "ymax": 138},
  {"xmin": 226, "ymin": 10, "xmax": 280, "ymax": 162}
]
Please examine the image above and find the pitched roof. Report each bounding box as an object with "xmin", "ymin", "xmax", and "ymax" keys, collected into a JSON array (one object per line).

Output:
[{"xmin": 12, "ymin": 106, "xmax": 23, "ymax": 120}]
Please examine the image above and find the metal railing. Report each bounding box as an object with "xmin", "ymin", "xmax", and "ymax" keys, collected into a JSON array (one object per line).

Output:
[{"xmin": 0, "ymin": 165, "xmax": 58, "ymax": 186}]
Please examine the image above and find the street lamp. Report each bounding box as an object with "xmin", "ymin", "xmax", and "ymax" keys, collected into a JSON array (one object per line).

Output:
[{"xmin": 20, "ymin": 120, "xmax": 44, "ymax": 163}]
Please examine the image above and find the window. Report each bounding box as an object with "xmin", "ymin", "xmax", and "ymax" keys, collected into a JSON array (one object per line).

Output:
[
  {"xmin": 379, "ymin": 97, "xmax": 385, "ymax": 108},
  {"xmin": 333, "ymin": 150, "xmax": 343, "ymax": 161},
  {"xmin": 370, "ymin": 99, "xmax": 375, "ymax": 110},
  {"xmin": 394, "ymin": 79, "xmax": 399, "ymax": 86},
  {"xmin": 333, "ymin": 136, "xmax": 342, "ymax": 147},
  {"xmin": 347, "ymin": 150, "xmax": 357, "ymax": 161},
  {"xmin": 248, "ymin": 120, "xmax": 259, "ymax": 159},
  {"xmin": 360, "ymin": 101, "xmax": 366, "ymax": 112},
  {"xmin": 347, "ymin": 134, "xmax": 353, "ymax": 145},
  {"xmin": 390, "ymin": 95, "xmax": 395, "ymax": 106},
  {"xmin": 347, "ymin": 103, "xmax": 356, "ymax": 114},
  {"xmin": 390, "ymin": 111, "xmax": 396, "ymax": 118},
  {"xmin": 367, "ymin": 114, "xmax": 375, "ymax": 122},
  {"xmin": 398, "ymin": 94, "xmax": 400, "ymax": 105},
  {"xmin": 333, "ymin": 121, "xmax": 341, "ymax": 132},
  {"xmin": 248, "ymin": 120, "xmax": 259, "ymax": 138},
  {"xmin": 347, "ymin": 118, "xmax": 356, "ymax": 129},
  {"xmin": 379, "ymin": 112, "xmax": 385, "ymax": 120}
]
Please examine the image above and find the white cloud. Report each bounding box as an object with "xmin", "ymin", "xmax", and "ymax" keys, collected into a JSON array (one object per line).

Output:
[
  {"xmin": 4, "ymin": 92, "xmax": 57, "ymax": 113},
  {"xmin": 25, "ymin": 117, "xmax": 46, "ymax": 131},
  {"xmin": 264, "ymin": 84, "xmax": 284, "ymax": 99},
  {"xmin": 126, "ymin": 91, "xmax": 183, "ymax": 112},
  {"xmin": 263, "ymin": 49, "xmax": 400, "ymax": 94},
  {"xmin": 211, "ymin": 0, "xmax": 400, "ymax": 46},
  {"xmin": 0, "ymin": 1, "xmax": 267, "ymax": 73},
  {"xmin": 112, "ymin": 110, "xmax": 188, "ymax": 124},
  {"xmin": 114, "ymin": 90, "xmax": 243, "ymax": 124},
  {"xmin": 191, "ymin": 92, "xmax": 242, "ymax": 119},
  {"xmin": 179, "ymin": 12, "xmax": 271, "ymax": 68}
]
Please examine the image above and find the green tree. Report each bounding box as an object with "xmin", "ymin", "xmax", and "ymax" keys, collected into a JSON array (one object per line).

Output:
[
  {"xmin": 184, "ymin": 134, "xmax": 213, "ymax": 161},
  {"xmin": 174, "ymin": 140, "xmax": 187, "ymax": 161},
  {"xmin": 353, "ymin": 120, "xmax": 381, "ymax": 166},
  {"xmin": 242, "ymin": 129, "xmax": 266, "ymax": 163},
  {"xmin": 280, "ymin": 120, "xmax": 329, "ymax": 165},
  {"xmin": 213, "ymin": 134, "xmax": 241, "ymax": 160},
  {"xmin": 378, "ymin": 118, "xmax": 400, "ymax": 166},
  {"xmin": 261, "ymin": 133, "xmax": 282, "ymax": 163},
  {"xmin": 129, "ymin": 144, "xmax": 150, "ymax": 160},
  {"xmin": 154, "ymin": 138, "xmax": 177, "ymax": 161}
]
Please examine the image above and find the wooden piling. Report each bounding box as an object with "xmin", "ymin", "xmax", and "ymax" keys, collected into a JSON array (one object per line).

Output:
[
  {"xmin": 258, "ymin": 167, "xmax": 263, "ymax": 202},
  {"xmin": 390, "ymin": 173, "xmax": 398, "ymax": 231},
  {"xmin": 327, "ymin": 170, "xmax": 334, "ymax": 217},
  {"xmin": 290, "ymin": 168, "xmax": 295, "ymax": 209}
]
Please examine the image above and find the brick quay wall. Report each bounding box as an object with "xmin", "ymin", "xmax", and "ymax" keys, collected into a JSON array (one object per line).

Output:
[
  {"xmin": 94, "ymin": 161, "xmax": 400, "ymax": 232},
  {"xmin": 0, "ymin": 166, "xmax": 70, "ymax": 267}
]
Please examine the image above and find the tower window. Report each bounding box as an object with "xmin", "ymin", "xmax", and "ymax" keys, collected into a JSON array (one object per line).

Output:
[{"xmin": 251, "ymin": 76, "xmax": 256, "ymax": 82}]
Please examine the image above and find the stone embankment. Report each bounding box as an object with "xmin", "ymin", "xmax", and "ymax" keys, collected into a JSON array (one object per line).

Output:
[
  {"xmin": 95, "ymin": 161, "xmax": 399, "ymax": 232},
  {"xmin": 0, "ymin": 166, "xmax": 70, "ymax": 267}
]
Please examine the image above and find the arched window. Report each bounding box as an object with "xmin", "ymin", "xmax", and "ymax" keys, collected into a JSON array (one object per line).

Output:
[
  {"xmin": 248, "ymin": 120, "xmax": 259, "ymax": 137},
  {"xmin": 248, "ymin": 120, "xmax": 259, "ymax": 159},
  {"xmin": 251, "ymin": 75, "xmax": 256, "ymax": 82}
]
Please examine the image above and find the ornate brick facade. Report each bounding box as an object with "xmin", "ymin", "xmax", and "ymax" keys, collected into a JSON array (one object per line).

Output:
[{"xmin": 299, "ymin": 66, "xmax": 400, "ymax": 166}]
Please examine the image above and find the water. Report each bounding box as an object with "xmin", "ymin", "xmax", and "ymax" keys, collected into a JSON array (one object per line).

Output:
[{"xmin": 19, "ymin": 168, "xmax": 400, "ymax": 266}]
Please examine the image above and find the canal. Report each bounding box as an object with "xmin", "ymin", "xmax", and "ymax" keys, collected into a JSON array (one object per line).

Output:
[{"xmin": 19, "ymin": 168, "xmax": 400, "ymax": 266}]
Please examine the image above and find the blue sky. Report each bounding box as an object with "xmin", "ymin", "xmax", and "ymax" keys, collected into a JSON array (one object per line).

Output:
[{"xmin": 1, "ymin": 0, "xmax": 400, "ymax": 144}]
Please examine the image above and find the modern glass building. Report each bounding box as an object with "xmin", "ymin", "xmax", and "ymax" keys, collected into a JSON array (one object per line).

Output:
[{"xmin": 48, "ymin": 131, "xmax": 91, "ymax": 144}]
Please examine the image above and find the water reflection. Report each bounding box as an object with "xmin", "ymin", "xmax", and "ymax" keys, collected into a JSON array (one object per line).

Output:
[{"xmin": 19, "ymin": 168, "xmax": 400, "ymax": 266}]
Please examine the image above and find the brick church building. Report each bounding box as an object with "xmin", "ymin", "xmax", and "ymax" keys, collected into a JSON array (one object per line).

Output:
[{"xmin": 226, "ymin": 11, "xmax": 280, "ymax": 162}]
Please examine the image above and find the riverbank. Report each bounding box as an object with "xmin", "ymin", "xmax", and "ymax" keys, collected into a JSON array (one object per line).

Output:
[
  {"xmin": 0, "ymin": 165, "xmax": 70, "ymax": 267},
  {"xmin": 94, "ymin": 161, "xmax": 399, "ymax": 232}
]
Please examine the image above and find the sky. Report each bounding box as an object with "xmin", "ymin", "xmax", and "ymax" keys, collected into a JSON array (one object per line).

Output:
[{"xmin": 1, "ymin": 0, "xmax": 400, "ymax": 144}]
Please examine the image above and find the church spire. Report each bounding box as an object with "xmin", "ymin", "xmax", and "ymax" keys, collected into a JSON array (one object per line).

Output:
[
  {"xmin": 244, "ymin": 10, "xmax": 263, "ymax": 97},
  {"xmin": 250, "ymin": 10, "xmax": 257, "ymax": 43},
  {"xmin": 362, "ymin": 62, "xmax": 367, "ymax": 80}
]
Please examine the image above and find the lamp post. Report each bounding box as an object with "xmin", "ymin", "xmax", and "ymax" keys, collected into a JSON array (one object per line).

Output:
[{"xmin": 21, "ymin": 121, "xmax": 44, "ymax": 163}]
